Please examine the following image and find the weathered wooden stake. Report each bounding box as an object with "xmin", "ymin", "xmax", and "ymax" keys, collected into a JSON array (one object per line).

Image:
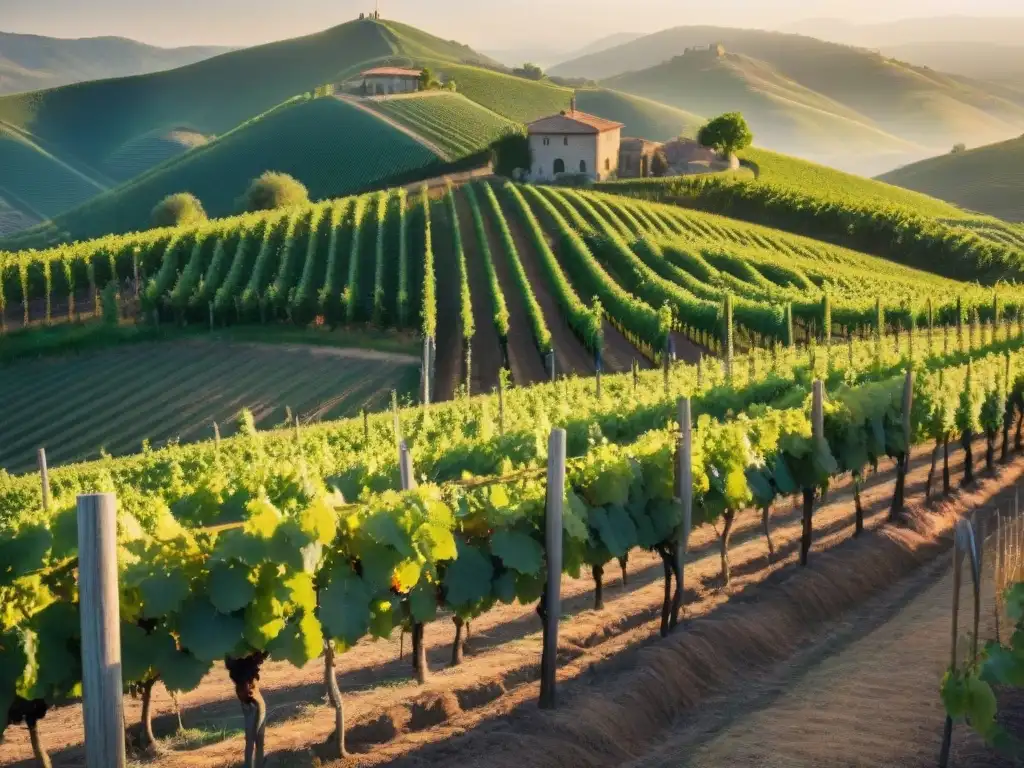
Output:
[
  {"xmin": 498, "ymin": 375, "xmax": 506, "ymax": 435},
  {"xmin": 671, "ymin": 397, "xmax": 692, "ymax": 630},
  {"xmin": 77, "ymin": 493, "xmax": 126, "ymax": 768},
  {"xmin": 38, "ymin": 448, "xmax": 50, "ymax": 512},
  {"xmin": 539, "ymin": 428, "xmax": 566, "ymax": 710},
  {"xmin": 391, "ymin": 390, "xmax": 401, "ymax": 449},
  {"xmin": 399, "ymin": 441, "xmax": 415, "ymax": 492},
  {"xmin": 422, "ymin": 336, "xmax": 431, "ymax": 406}
]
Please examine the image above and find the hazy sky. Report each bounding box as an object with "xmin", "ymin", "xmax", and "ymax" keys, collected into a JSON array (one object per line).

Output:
[{"xmin": 2, "ymin": 0, "xmax": 1023, "ymax": 49}]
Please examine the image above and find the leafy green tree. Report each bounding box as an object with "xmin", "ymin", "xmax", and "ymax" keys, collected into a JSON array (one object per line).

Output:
[
  {"xmin": 419, "ymin": 67, "xmax": 434, "ymax": 90},
  {"xmin": 697, "ymin": 112, "xmax": 753, "ymax": 158},
  {"xmin": 241, "ymin": 172, "xmax": 309, "ymax": 213},
  {"xmin": 151, "ymin": 193, "xmax": 207, "ymax": 229},
  {"xmin": 514, "ymin": 63, "xmax": 545, "ymax": 81}
]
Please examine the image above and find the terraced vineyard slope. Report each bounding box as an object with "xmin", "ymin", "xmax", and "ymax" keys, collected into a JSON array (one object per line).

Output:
[
  {"xmin": 0, "ymin": 339, "xmax": 419, "ymax": 473},
  {"xmin": 366, "ymin": 92, "xmax": 521, "ymax": 160},
  {"xmin": 600, "ymin": 147, "xmax": 1024, "ymax": 283}
]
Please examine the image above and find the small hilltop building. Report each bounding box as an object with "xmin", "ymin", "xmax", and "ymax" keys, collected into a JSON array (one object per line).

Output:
[{"xmin": 359, "ymin": 66, "xmax": 422, "ymax": 95}]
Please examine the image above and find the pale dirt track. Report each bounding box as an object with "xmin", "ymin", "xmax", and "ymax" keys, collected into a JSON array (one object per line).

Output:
[{"xmin": 6, "ymin": 439, "xmax": 1021, "ymax": 768}]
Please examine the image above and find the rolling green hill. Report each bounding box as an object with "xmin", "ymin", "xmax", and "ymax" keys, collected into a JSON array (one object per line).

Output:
[
  {"xmin": 878, "ymin": 137, "xmax": 1024, "ymax": 222},
  {"xmin": 1, "ymin": 95, "xmax": 440, "ymax": 247},
  {"xmin": 575, "ymin": 89, "xmax": 704, "ymax": 141},
  {"xmin": 102, "ymin": 127, "xmax": 210, "ymax": 180},
  {"xmin": 605, "ymin": 48, "xmax": 923, "ymax": 173},
  {"xmin": 552, "ymin": 26, "xmax": 1024, "ymax": 165},
  {"xmin": 0, "ymin": 121, "xmax": 106, "ymax": 221},
  {"xmin": 0, "ymin": 18, "xmax": 494, "ymax": 195},
  {"xmin": 0, "ymin": 30, "xmax": 231, "ymax": 96},
  {"xmin": 367, "ymin": 92, "xmax": 521, "ymax": 160}
]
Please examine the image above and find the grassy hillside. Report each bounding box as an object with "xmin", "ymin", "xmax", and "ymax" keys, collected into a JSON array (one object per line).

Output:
[
  {"xmin": 2, "ymin": 95, "xmax": 439, "ymax": 246},
  {"xmin": 552, "ymin": 26, "xmax": 1024, "ymax": 157},
  {"xmin": 878, "ymin": 137, "xmax": 1024, "ymax": 222},
  {"xmin": 103, "ymin": 127, "xmax": 210, "ymax": 180},
  {"xmin": 0, "ymin": 121, "xmax": 106, "ymax": 220},
  {"xmin": 368, "ymin": 92, "xmax": 520, "ymax": 159},
  {"xmin": 575, "ymin": 89, "xmax": 704, "ymax": 141},
  {"xmin": 0, "ymin": 31, "xmax": 231, "ymax": 95},
  {"xmin": 0, "ymin": 338, "xmax": 418, "ymax": 473},
  {"xmin": 605, "ymin": 49, "xmax": 922, "ymax": 172},
  {"xmin": 436, "ymin": 63, "xmax": 572, "ymax": 123},
  {"xmin": 0, "ymin": 18, "xmax": 492, "ymax": 186},
  {"xmin": 0, "ymin": 194, "xmax": 37, "ymax": 236}
]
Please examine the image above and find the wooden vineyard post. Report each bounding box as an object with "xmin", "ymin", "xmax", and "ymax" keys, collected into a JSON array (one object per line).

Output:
[
  {"xmin": 398, "ymin": 443, "xmax": 428, "ymax": 684},
  {"xmin": 939, "ymin": 537, "xmax": 967, "ymax": 768},
  {"xmin": 632, "ymin": 359, "xmax": 639, "ymax": 395},
  {"xmin": 465, "ymin": 342, "xmax": 472, "ymax": 397},
  {"xmin": 208, "ymin": 301, "xmax": 214, "ymax": 331},
  {"xmin": 801, "ymin": 380, "xmax": 824, "ymax": 566},
  {"xmin": 421, "ymin": 336, "xmax": 431, "ymax": 406},
  {"xmin": 596, "ymin": 346, "xmax": 603, "ymax": 400},
  {"xmin": 548, "ymin": 350, "xmax": 556, "ymax": 382},
  {"xmin": 361, "ymin": 409, "xmax": 369, "ymax": 444},
  {"xmin": 671, "ymin": 397, "xmax": 692, "ymax": 631},
  {"xmin": 498, "ymin": 373, "xmax": 506, "ymax": 436},
  {"xmin": 38, "ymin": 448, "xmax": 51, "ymax": 512},
  {"xmin": 391, "ymin": 390, "xmax": 401, "ymax": 450},
  {"xmin": 77, "ymin": 493, "xmax": 126, "ymax": 768},
  {"xmin": 539, "ymin": 428, "xmax": 566, "ymax": 710}
]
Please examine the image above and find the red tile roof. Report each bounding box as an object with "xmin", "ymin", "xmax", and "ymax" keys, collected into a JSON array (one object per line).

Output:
[
  {"xmin": 527, "ymin": 110, "xmax": 625, "ymax": 135},
  {"xmin": 361, "ymin": 67, "xmax": 422, "ymax": 78}
]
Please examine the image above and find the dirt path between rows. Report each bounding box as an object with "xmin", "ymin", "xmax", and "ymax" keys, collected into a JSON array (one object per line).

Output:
[
  {"xmin": 9, "ymin": 434, "xmax": 1011, "ymax": 768},
  {"xmin": 634, "ymin": 498, "xmax": 1023, "ymax": 768},
  {"xmin": 454, "ymin": 188, "xmax": 502, "ymax": 396},
  {"xmin": 428, "ymin": 199, "xmax": 462, "ymax": 401},
  {"xmin": 602, "ymin": 318, "xmax": 653, "ymax": 374},
  {"xmin": 478, "ymin": 186, "xmax": 548, "ymax": 387},
  {"xmin": 496, "ymin": 187, "xmax": 595, "ymax": 378}
]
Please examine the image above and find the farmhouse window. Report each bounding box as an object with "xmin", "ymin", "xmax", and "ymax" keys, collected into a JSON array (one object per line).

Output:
[
  {"xmin": 543, "ymin": 137, "xmax": 550, "ymax": 146},
  {"xmin": 580, "ymin": 160, "xmax": 587, "ymax": 173},
  {"xmin": 564, "ymin": 136, "xmax": 569, "ymax": 145}
]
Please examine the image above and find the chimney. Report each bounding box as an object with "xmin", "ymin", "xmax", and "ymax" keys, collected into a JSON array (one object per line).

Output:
[{"xmin": 570, "ymin": 93, "xmax": 576, "ymax": 113}]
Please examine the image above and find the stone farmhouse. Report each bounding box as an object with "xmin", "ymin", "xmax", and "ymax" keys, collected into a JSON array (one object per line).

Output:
[
  {"xmin": 528, "ymin": 98, "xmax": 735, "ymax": 182},
  {"xmin": 526, "ymin": 104, "xmax": 624, "ymax": 182},
  {"xmin": 359, "ymin": 67, "xmax": 421, "ymax": 95}
]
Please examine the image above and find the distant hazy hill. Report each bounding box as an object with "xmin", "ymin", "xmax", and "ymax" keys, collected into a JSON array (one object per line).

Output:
[
  {"xmin": 876, "ymin": 42, "xmax": 1024, "ymax": 87},
  {"xmin": 552, "ymin": 26, "xmax": 1024, "ymax": 168},
  {"xmin": 785, "ymin": 17, "xmax": 1024, "ymax": 48},
  {"xmin": 0, "ymin": 31, "xmax": 231, "ymax": 95},
  {"xmin": 603, "ymin": 47, "xmax": 921, "ymax": 174},
  {"xmin": 485, "ymin": 32, "xmax": 644, "ymax": 69},
  {"xmin": 878, "ymin": 136, "xmax": 1024, "ymax": 222}
]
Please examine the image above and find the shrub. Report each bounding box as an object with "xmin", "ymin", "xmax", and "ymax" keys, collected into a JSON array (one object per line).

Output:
[
  {"xmin": 241, "ymin": 172, "xmax": 309, "ymax": 212},
  {"xmin": 151, "ymin": 192, "xmax": 207, "ymax": 229}
]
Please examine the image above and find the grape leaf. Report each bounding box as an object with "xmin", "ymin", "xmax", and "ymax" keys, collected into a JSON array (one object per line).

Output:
[
  {"xmin": 138, "ymin": 569, "xmax": 190, "ymax": 619},
  {"xmin": 356, "ymin": 541, "xmax": 403, "ymax": 595},
  {"xmin": 443, "ymin": 541, "xmax": 493, "ymax": 608},
  {"xmin": 369, "ymin": 596, "xmax": 398, "ymax": 639},
  {"xmin": 393, "ymin": 560, "xmax": 422, "ymax": 593},
  {"xmin": 177, "ymin": 598, "xmax": 245, "ymax": 662},
  {"xmin": 408, "ymin": 582, "xmax": 437, "ymax": 623},
  {"xmin": 121, "ymin": 623, "xmax": 175, "ymax": 683},
  {"xmin": 490, "ymin": 530, "xmax": 543, "ymax": 576},
  {"xmin": 414, "ymin": 522, "xmax": 457, "ymax": 563},
  {"xmin": 319, "ymin": 564, "xmax": 371, "ymax": 646},
  {"xmin": 208, "ymin": 562, "xmax": 255, "ymax": 614},
  {"xmin": 362, "ymin": 509, "xmax": 414, "ymax": 557},
  {"xmin": 267, "ymin": 611, "xmax": 323, "ymax": 668},
  {"xmin": 299, "ymin": 497, "xmax": 337, "ymax": 545},
  {"xmin": 244, "ymin": 590, "xmax": 286, "ymax": 649},
  {"xmin": 160, "ymin": 648, "xmax": 211, "ymax": 693},
  {"xmin": 0, "ymin": 524, "xmax": 50, "ymax": 580}
]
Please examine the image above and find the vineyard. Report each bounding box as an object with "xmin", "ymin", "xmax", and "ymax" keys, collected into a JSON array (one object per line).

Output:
[
  {"xmin": 4, "ymin": 178, "xmax": 1024, "ymax": 411},
  {"xmin": 434, "ymin": 64, "xmax": 573, "ymax": 124},
  {"xmin": 3, "ymin": 310, "xmax": 1024, "ymax": 765},
  {"xmin": 367, "ymin": 93, "xmax": 522, "ymax": 161},
  {"xmin": 599, "ymin": 147, "xmax": 1024, "ymax": 285},
  {"xmin": 0, "ymin": 339, "xmax": 420, "ymax": 474}
]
